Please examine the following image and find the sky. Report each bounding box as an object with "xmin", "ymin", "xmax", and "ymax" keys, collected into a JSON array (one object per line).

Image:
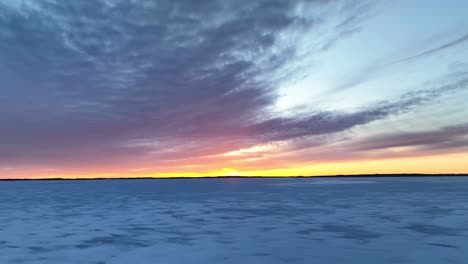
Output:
[{"xmin": 1, "ymin": 0, "xmax": 468, "ymax": 178}]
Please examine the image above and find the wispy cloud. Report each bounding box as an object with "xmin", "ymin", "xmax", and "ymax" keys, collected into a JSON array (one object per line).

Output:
[
  {"xmin": 391, "ymin": 33, "xmax": 468, "ymax": 65},
  {"xmin": 330, "ymin": 32, "xmax": 468, "ymax": 93}
]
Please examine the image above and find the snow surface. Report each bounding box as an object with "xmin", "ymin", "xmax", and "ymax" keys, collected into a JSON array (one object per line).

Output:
[{"xmin": 1, "ymin": 177, "xmax": 467, "ymax": 263}]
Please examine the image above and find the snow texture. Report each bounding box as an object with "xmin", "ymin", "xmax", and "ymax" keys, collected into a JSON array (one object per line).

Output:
[{"xmin": 1, "ymin": 177, "xmax": 468, "ymax": 263}]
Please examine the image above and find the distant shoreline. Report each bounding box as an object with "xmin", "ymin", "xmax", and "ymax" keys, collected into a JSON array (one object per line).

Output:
[{"xmin": 1, "ymin": 174, "xmax": 467, "ymax": 181}]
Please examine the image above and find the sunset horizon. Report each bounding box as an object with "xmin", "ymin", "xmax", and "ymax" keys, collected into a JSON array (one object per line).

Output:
[{"xmin": 3, "ymin": 152, "xmax": 468, "ymax": 179}]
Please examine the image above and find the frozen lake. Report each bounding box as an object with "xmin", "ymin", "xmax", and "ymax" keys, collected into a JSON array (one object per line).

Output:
[{"xmin": 1, "ymin": 177, "xmax": 467, "ymax": 263}]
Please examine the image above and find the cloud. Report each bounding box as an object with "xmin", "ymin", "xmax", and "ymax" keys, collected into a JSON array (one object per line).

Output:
[
  {"xmin": 251, "ymin": 66, "xmax": 468, "ymax": 141},
  {"xmin": 0, "ymin": 0, "xmax": 375, "ymax": 171},
  {"xmin": 1, "ymin": 0, "xmax": 467, "ymax": 175},
  {"xmin": 391, "ymin": 33, "xmax": 468, "ymax": 65},
  {"xmin": 222, "ymin": 122, "xmax": 468, "ymax": 172},
  {"xmin": 350, "ymin": 124, "xmax": 468, "ymax": 152},
  {"xmin": 125, "ymin": 68, "xmax": 468, "ymax": 174},
  {"xmin": 330, "ymin": 32, "xmax": 468, "ymax": 93}
]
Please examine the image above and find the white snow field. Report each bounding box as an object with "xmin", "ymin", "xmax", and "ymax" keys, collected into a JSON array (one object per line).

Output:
[{"xmin": 1, "ymin": 177, "xmax": 467, "ymax": 263}]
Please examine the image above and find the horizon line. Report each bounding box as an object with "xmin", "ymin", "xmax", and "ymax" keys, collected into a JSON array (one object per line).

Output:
[{"xmin": 1, "ymin": 173, "xmax": 468, "ymax": 181}]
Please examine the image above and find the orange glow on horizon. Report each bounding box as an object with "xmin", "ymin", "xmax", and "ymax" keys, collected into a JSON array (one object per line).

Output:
[{"xmin": 3, "ymin": 151, "xmax": 465, "ymax": 179}]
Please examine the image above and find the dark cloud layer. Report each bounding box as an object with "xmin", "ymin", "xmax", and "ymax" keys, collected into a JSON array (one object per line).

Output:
[
  {"xmin": 0, "ymin": 0, "xmax": 371, "ymax": 168},
  {"xmin": 351, "ymin": 124, "xmax": 468, "ymax": 152},
  {"xmin": 0, "ymin": 0, "xmax": 466, "ymax": 173}
]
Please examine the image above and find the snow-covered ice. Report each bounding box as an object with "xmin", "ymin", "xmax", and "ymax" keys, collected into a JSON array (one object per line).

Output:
[{"xmin": 1, "ymin": 177, "xmax": 467, "ymax": 263}]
